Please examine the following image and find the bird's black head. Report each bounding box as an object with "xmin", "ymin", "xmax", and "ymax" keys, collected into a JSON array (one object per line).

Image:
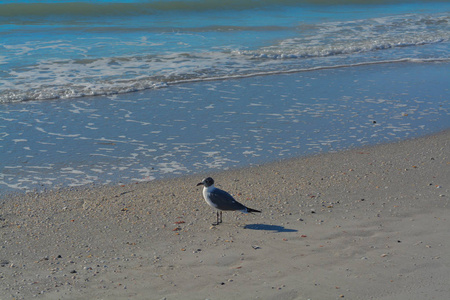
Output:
[{"xmin": 196, "ymin": 177, "xmax": 214, "ymax": 187}]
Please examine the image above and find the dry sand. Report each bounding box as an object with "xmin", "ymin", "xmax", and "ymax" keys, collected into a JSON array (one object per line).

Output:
[{"xmin": 1, "ymin": 130, "xmax": 449, "ymax": 300}]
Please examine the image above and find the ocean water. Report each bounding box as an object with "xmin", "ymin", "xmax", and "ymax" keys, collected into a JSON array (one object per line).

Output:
[
  {"xmin": 1, "ymin": 0, "xmax": 449, "ymax": 102},
  {"xmin": 1, "ymin": 0, "xmax": 449, "ymax": 193}
]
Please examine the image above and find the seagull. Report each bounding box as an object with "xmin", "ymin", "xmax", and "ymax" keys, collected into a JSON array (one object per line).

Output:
[{"xmin": 196, "ymin": 177, "xmax": 261, "ymax": 225}]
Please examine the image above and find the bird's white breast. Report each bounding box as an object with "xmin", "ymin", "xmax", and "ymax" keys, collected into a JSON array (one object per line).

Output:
[{"xmin": 203, "ymin": 185, "xmax": 218, "ymax": 209}]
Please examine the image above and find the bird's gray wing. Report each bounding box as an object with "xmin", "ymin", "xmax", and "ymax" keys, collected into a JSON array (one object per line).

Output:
[{"xmin": 208, "ymin": 189, "xmax": 247, "ymax": 211}]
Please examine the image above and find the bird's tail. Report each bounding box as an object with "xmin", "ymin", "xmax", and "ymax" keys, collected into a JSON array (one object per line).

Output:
[{"xmin": 247, "ymin": 208, "xmax": 261, "ymax": 213}]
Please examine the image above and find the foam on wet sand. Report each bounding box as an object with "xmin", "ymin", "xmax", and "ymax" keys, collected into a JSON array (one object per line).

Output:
[
  {"xmin": 1, "ymin": 130, "xmax": 449, "ymax": 299},
  {"xmin": 2, "ymin": 62, "xmax": 449, "ymax": 194}
]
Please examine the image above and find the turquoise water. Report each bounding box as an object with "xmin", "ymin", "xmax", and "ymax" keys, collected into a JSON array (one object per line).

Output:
[
  {"xmin": 0, "ymin": 0, "xmax": 449, "ymax": 193},
  {"xmin": 1, "ymin": 0, "xmax": 449, "ymax": 102}
]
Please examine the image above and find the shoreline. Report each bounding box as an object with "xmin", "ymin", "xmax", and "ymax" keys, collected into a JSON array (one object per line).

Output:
[
  {"xmin": 1, "ymin": 129, "xmax": 449, "ymax": 299},
  {"xmin": 2, "ymin": 127, "xmax": 448, "ymax": 199},
  {"xmin": 2, "ymin": 61, "xmax": 450, "ymax": 195}
]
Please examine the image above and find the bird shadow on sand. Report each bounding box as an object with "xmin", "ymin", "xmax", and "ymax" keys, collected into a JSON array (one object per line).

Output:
[{"xmin": 243, "ymin": 223, "xmax": 298, "ymax": 233}]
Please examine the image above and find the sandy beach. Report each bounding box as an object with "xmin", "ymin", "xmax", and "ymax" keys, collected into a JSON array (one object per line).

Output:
[
  {"xmin": 1, "ymin": 130, "xmax": 449, "ymax": 299},
  {"xmin": 2, "ymin": 1, "xmax": 449, "ymax": 299}
]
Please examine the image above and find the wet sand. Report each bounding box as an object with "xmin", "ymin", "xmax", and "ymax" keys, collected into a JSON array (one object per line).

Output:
[
  {"xmin": 2, "ymin": 62, "xmax": 449, "ymax": 195},
  {"xmin": 1, "ymin": 130, "xmax": 449, "ymax": 299}
]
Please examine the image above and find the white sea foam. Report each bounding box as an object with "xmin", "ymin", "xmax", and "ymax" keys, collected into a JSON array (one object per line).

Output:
[{"xmin": 1, "ymin": 12, "xmax": 448, "ymax": 103}]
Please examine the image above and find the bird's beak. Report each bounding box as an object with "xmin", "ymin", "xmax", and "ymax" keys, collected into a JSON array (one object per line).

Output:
[{"xmin": 196, "ymin": 182, "xmax": 204, "ymax": 186}]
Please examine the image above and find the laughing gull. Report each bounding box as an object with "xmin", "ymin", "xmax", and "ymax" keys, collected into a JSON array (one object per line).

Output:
[{"xmin": 196, "ymin": 177, "xmax": 261, "ymax": 225}]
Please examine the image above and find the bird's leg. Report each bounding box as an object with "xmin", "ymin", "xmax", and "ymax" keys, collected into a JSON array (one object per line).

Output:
[
  {"xmin": 212, "ymin": 211, "xmax": 220, "ymax": 226},
  {"xmin": 219, "ymin": 211, "xmax": 223, "ymax": 224}
]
